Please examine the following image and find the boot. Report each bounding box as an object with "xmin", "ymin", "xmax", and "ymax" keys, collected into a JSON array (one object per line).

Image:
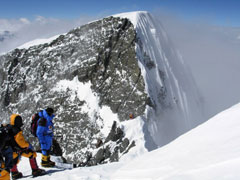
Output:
[
  {"xmin": 47, "ymin": 155, "xmax": 55, "ymax": 167},
  {"xmin": 32, "ymin": 168, "xmax": 46, "ymax": 177},
  {"xmin": 41, "ymin": 155, "xmax": 55, "ymax": 168},
  {"xmin": 11, "ymin": 164, "xmax": 23, "ymax": 179},
  {"xmin": 11, "ymin": 171, "xmax": 23, "ymax": 179},
  {"xmin": 29, "ymin": 157, "xmax": 46, "ymax": 177}
]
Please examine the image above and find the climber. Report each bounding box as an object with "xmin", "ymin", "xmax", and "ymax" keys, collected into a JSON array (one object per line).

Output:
[
  {"xmin": 0, "ymin": 124, "xmax": 13, "ymax": 180},
  {"xmin": 9, "ymin": 114, "xmax": 45, "ymax": 179},
  {"xmin": 36, "ymin": 108, "xmax": 56, "ymax": 167},
  {"xmin": 0, "ymin": 145, "xmax": 12, "ymax": 180}
]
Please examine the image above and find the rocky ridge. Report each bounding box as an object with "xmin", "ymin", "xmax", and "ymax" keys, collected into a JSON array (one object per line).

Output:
[{"xmin": 0, "ymin": 16, "xmax": 148, "ymax": 165}]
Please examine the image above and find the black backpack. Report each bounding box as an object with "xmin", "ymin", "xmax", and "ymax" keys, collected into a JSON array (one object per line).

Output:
[
  {"xmin": 31, "ymin": 111, "xmax": 42, "ymax": 137},
  {"xmin": 0, "ymin": 124, "xmax": 12, "ymax": 150}
]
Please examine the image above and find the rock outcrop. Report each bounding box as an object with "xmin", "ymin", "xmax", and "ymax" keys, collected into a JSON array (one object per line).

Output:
[{"xmin": 0, "ymin": 16, "xmax": 148, "ymax": 164}]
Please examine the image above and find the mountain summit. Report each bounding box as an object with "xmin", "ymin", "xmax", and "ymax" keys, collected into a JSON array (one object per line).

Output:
[{"xmin": 0, "ymin": 11, "xmax": 205, "ymax": 165}]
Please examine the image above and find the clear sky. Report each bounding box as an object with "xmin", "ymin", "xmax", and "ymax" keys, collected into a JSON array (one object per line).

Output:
[{"xmin": 0, "ymin": 0, "xmax": 239, "ymax": 27}]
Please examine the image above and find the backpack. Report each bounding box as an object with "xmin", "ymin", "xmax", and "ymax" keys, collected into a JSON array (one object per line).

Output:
[
  {"xmin": 31, "ymin": 111, "xmax": 42, "ymax": 137},
  {"xmin": 0, "ymin": 124, "xmax": 12, "ymax": 150}
]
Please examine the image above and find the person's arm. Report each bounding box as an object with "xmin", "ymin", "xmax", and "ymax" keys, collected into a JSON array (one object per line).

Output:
[{"xmin": 14, "ymin": 131, "xmax": 29, "ymax": 149}]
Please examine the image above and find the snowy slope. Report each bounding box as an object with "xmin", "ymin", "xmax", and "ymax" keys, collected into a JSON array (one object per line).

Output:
[
  {"xmin": 112, "ymin": 103, "xmax": 240, "ymax": 180},
  {"xmin": 17, "ymin": 102, "xmax": 240, "ymax": 180},
  {"xmin": 17, "ymin": 154, "xmax": 122, "ymax": 180}
]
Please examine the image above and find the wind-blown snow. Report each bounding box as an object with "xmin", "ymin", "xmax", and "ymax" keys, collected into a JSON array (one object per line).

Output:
[
  {"xmin": 114, "ymin": 11, "xmax": 142, "ymax": 27},
  {"xmin": 115, "ymin": 11, "xmax": 205, "ymax": 147}
]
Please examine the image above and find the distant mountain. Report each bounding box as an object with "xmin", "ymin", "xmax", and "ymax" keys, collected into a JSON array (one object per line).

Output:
[
  {"xmin": 0, "ymin": 12, "xmax": 206, "ymax": 165},
  {"xmin": 0, "ymin": 30, "xmax": 14, "ymax": 42}
]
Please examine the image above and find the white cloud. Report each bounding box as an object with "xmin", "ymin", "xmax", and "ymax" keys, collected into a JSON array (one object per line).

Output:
[
  {"xmin": 153, "ymin": 10, "xmax": 240, "ymax": 118},
  {"xmin": 0, "ymin": 18, "xmax": 25, "ymax": 31},
  {"xmin": 19, "ymin": 18, "xmax": 30, "ymax": 24}
]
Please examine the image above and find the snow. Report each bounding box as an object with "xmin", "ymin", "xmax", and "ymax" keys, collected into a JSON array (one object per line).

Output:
[
  {"xmin": 52, "ymin": 76, "xmax": 148, "ymax": 159},
  {"xmin": 17, "ymin": 34, "xmax": 61, "ymax": 49},
  {"xmin": 112, "ymin": 103, "xmax": 240, "ymax": 180},
  {"xmin": 113, "ymin": 11, "xmax": 146, "ymax": 27},
  {"xmin": 17, "ymin": 154, "xmax": 123, "ymax": 180},
  {"xmin": 17, "ymin": 102, "xmax": 240, "ymax": 179},
  {"xmin": 119, "ymin": 118, "xmax": 148, "ymax": 161},
  {"xmin": 53, "ymin": 76, "xmax": 119, "ymax": 137}
]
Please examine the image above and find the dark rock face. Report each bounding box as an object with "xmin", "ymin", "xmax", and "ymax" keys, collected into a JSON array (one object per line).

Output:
[
  {"xmin": 82, "ymin": 121, "xmax": 135, "ymax": 166},
  {"xmin": 0, "ymin": 16, "xmax": 147, "ymax": 164}
]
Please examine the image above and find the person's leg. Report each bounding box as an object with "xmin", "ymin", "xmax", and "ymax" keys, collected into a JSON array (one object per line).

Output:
[
  {"xmin": 0, "ymin": 160, "xmax": 10, "ymax": 180},
  {"xmin": 41, "ymin": 137, "xmax": 55, "ymax": 167},
  {"xmin": 10, "ymin": 152, "xmax": 22, "ymax": 179},
  {"xmin": 22, "ymin": 152, "xmax": 38, "ymax": 170},
  {"xmin": 40, "ymin": 149, "xmax": 48, "ymax": 166},
  {"xmin": 47, "ymin": 137, "xmax": 55, "ymax": 166},
  {"xmin": 41, "ymin": 150, "xmax": 55, "ymax": 167},
  {"xmin": 1, "ymin": 147, "xmax": 13, "ymax": 171},
  {"xmin": 21, "ymin": 151, "xmax": 45, "ymax": 176}
]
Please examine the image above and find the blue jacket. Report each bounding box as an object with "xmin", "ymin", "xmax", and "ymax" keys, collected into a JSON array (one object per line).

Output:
[{"xmin": 36, "ymin": 110, "xmax": 55, "ymax": 150}]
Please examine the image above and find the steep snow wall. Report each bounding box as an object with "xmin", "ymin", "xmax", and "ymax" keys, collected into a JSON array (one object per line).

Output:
[{"xmin": 116, "ymin": 12, "xmax": 206, "ymax": 147}]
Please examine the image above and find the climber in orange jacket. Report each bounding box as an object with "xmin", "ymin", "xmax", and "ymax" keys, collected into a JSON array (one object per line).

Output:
[{"xmin": 9, "ymin": 114, "xmax": 45, "ymax": 179}]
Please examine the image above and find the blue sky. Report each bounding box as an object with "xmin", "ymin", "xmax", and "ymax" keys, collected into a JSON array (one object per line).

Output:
[{"xmin": 0, "ymin": 0, "xmax": 240, "ymax": 27}]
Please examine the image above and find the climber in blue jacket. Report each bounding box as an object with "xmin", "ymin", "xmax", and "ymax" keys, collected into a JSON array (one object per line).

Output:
[{"xmin": 36, "ymin": 107, "xmax": 55, "ymax": 167}]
